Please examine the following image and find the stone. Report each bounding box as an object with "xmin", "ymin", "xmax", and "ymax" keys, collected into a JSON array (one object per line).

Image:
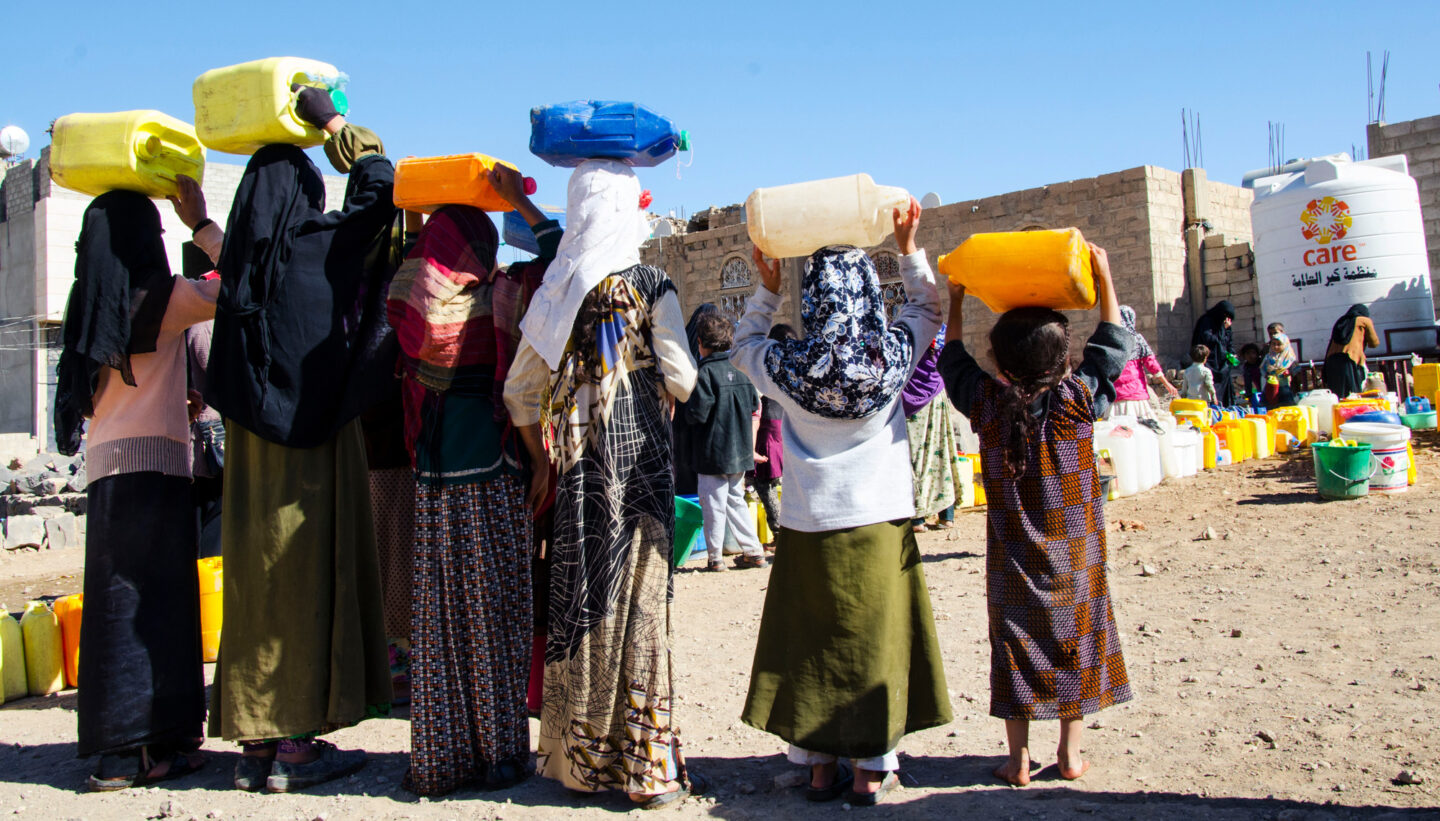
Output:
[
  {"xmin": 10, "ymin": 471, "xmax": 50, "ymax": 496},
  {"xmin": 1394, "ymin": 769, "xmax": 1424, "ymax": 785},
  {"xmin": 772, "ymin": 770, "xmax": 807, "ymax": 790},
  {"xmin": 1230, "ymin": 629, "xmax": 1243, "ymax": 638},
  {"xmin": 1199, "ymin": 526, "xmax": 1217, "ymax": 541},
  {"xmin": 4, "ymin": 514, "xmax": 45, "ymax": 550},
  {"xmin": 1140, "ymin": 565, "xmax": 1158, "ymax": 577},
  {"xmin": 41, "ymin": 477, "xmax": 68, "ymax": 495},
  {"xmin": 0, "ymin": 467, "xmax": 13, "ymax": 493},
  {"xmin": 45, "ymin": 514, "xmax": 79, "ymax": 551},
  {"xmin": 157, "ymin": 800, "xmax": 186, "ymax": 818},
  {"xmin": 66, "ymin": 465, "xmax": 87, "ymax": 493}
]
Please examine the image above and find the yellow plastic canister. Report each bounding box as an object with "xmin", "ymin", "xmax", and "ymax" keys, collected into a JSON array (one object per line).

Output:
[
  {"xmin": 1269, "ymin": 408, "xmax": 1309, "ymax": 450},
  {"xmin": 937, "ymin": 228, "xmax": 1097, "ymax": 313},
  {"xmin": 20, "ymin": 601, "xmax": 64, "ymax": 697},
  {"xmin": 1213, "ymin": 421, "xmax": 1252, "ymax": 462},
  {"xmin": 194, "ymin": 57, "xmax": 343, "ymax": 155},
  {"xmin": 53, "ymin": 594, "xmax": 82, "ymax": 689},
  {"xmin": 1202, "ymin": 430, "xmax": 1218, "ymax": 469},
  {"xmin": 1332, "ymin": 399, "xmax": 1387, "ymax": 436},
  {"xmin": 0, "ymin": 607, "xmax": 26, "ymax": 703},
  {"xmin": 394, "ymin": 154, "xmax": 525, "ymax": 213},
  {"xmin": 49, "ymin": 110, "xmax": 205, "ymax": 199},
  {"xmin": 754, "ymin": 499, "xmax": 773, "ymax": 545},
  {"xmin": 1414, "ymin": 364, "xmax": 1440, "ymax": 401},
  {"xmin": 1245, "ymin": 415, "xmax": 1274, "ymax": 458},
  {"xmin": 198, "ymin": 557, "xmax": 224, "ymax": 663},
  {"xmin": 1170, "ymin": 398, "xmax": 1208, "ymax": 415}
]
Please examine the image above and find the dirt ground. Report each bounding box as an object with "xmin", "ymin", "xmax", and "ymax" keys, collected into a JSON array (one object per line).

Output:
[{"xmin": 2, "ymin": 435, "xmax": 1439, "ymax": 820}]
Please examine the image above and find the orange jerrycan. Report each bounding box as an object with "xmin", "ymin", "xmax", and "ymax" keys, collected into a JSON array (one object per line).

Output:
[
  {"xmin": 49, "ymin": 110, "xmax": 205, "ymax": 199},
  {"xmin": 393, "ymin": 154, "xmax": 536, "ymax": 213},
  {"xmin": 20, "ymin": 601, "xmax": 64, "ymax": 696},
  {"xmin": 194, "ymin": 57, "xmax": 346, "ymax": 154},
  {"xmin": 53, "ymin": 594, "xmax": 82, "ymax": 689},
  {"xmin": 198, "ymin": 558, "xmax": 224, "ymax": 663},
  {"xmin": 937, "ymin": 228, "xmax": 1097, "ymax": 313},
  {"xmin": 0, "ymin": 607, "xmax": 25, "ymax": 702}
]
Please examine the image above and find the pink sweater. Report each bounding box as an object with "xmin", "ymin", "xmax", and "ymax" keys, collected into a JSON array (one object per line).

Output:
[
  {"xmin": 1113, "ymin": 354, "xmax": 1162, "ymax": 402},
  {"xmin": 87, "ymin": 276, "xmax": 221, "ymax": 480}
]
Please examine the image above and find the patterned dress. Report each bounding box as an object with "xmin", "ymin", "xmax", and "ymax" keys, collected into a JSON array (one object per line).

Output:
[
  {"xmin": 906, "ymin": 394, "xmax": 962, "ymax": 518},
  {"xmin": 939, "ymin": 322, "xmax": 1134, "ymax": 721},
  {"xmin": 538, "ymin": 265, "xmax": 688, "ymax": 794}
]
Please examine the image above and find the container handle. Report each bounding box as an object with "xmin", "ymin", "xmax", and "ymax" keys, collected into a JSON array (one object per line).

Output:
[{"xmin": 1325, "ymin": 462, "xmax": 1378, "ymax": 486}]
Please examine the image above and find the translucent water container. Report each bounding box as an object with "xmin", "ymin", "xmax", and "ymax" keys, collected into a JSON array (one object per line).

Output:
[
  {"xmin": 53, "ymin": 594, "xmax": 82, "ymax": 689},
  {"xmin": 529, "ymin": 100, "xmax": 688, "ymax": 168},
  {"xmin": 937, "ymin": 228, "xmax": 1098, "ymax": 313},
  {"xmin": 502, "ymin": 209, "xmax": 565, "ymax": 255},
  {"xmin": 198, "ymin": 557, "xmax": 223, "ymax": 663},
  {"xmin": 49, "ymin": 110, "xmax": 205, "ymax": 198},
  {"xmin": 393, "ymin": 153, "xmax": 536, "ymax": 213},
  {"xmin": 746, "ymin": 174, "xmax": 911, "ymax": 260},
  {"xmin": 1299, "ymin": 389, "xmax": 1339, "ymax": 437},
  {"xmin": 0, "ymin": 607, "xmax": 25, "ymax": 703},
  {"xmin": 194, "ymin": 57, "xmax": 346, "ymax": 155},
  {"xmin": 20, "ymin": 601, "xmax": 63, "ymax": 697}
]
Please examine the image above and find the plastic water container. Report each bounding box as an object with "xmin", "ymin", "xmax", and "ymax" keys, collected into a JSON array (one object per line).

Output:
[
  {"xmin": 393, "ymin": 154, "xmax": 536, "ymax": 213},
  {"xmin": 52, "ymin": 594, "xmax": 82, "ymax": 689},
  {"xmin": 1213, "ymin": 420, "xmax": 1252, "ymax": 462},
  {"xmin": 1202, "ymin": 429, "xmax": 1219, "ymax": 469},
  {"xmin": 529, "ymin": 101, "xmax": 688, "ymax": 168},
  {"xmin": 1170, "ymin": 398, "xmax": 1208, "ymax": 415},
  {"xmin": 1299, "ymin": 390, "xmax": 1340, "ymax": 437},
  {"xmin": 502, "ymin": 209, "xmax": 565, "ymax": 255},
  {"xmin": 1414, "ymin": 364, "xmax": 1440, "ymax": 401},
  {"xmin": 20, "ymin": 601, "xmax": 63, "ymax": 697},
  {"xmin": 194, "ymin": 57, "xmax": 346, "ymax": 155},
  {"xmin": 0, "ymin": 607, "xmax": 25, "ymax": 703},
  {"xmin": 1404, "ymin": 396, "xmax": 1432, "ymax": 414},
  {"xmin": 955, "ymin": 455, "xmax": 976, "ymax": 507},
  {"xmin": 1269, "ymin": 407, "xmax": 1310, "ymax": 451},
  {"xmin": 1333, "ymin": 399, "xmax": 1388, "ymax": 437},
  {"xmin": 49, "ymin": 111, "xmax": 205, "ymax": 199},
  {"xmin": 198, "ymin": 557, "xmax": 223, "ymax": 663},
  {"xmin": 1339, "ymin": 422, "xmax": 1411, "ymax": 494},
  {"xmin": 1170, "ymin": 428, "xmax": 1202, "ymax": 477},
  {"xmin": 745, "ymin": 174, "xmax": 910, "ymax": 259},
  {"xmin": 1243, "ymin": 416, "xmax": 1273, "ymax": 458},
  {"xmin": 1095, "ymin": 422, "xmax": 1140, "ymax": 497},
  {"xmin": 1155, "ymin": 425, "xmax": 1181, "ymax": 480},
  {"xmin": 937, "ymin": 228, "xmax": 1098, "ymax": 313}
]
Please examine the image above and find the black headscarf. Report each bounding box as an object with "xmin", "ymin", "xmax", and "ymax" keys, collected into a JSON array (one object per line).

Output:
[
  {"xmin": 206, "ymin": 143, "xmax": 397, "ymax": 448},
  {"xmin": 1330, "ymin": 303, "xmax": 1371, "ymax": 347},
  {"xmin": 54, "ymin": 191, "xmax": 176, "ymax": 455},
  {"xmin": 1191, "ymin": 300, "xmax": 1235, "ymax": 362}
]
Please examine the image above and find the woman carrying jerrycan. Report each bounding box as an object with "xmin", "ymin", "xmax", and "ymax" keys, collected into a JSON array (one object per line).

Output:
[
  {"xmin": 938, "ymin": 243, "xmax": 1133, "ymax": 786},
  {"xmin": 735, "ymin": 199, "xmax": 951, "ymax": 807}
]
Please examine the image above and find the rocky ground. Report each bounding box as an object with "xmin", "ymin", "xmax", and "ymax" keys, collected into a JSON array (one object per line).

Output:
[{"xmin": 1, "ymin": 437, "xmax": 1438, "ymax": 820}]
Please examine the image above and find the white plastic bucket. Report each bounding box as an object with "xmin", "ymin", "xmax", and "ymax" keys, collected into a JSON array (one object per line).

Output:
[
  {"xmin": 1338, "ymin": 422, "xmax": 1411, "ymax": 494},
  {"xmin": 1170, "ymin": 428, "xmax": 1201, "ymax": 477}
]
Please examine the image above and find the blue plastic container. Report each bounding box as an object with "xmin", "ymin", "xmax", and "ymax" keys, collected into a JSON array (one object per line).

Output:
[
  {"xmin": 1348, "ymin": 410, "xmax": 1403, "ymax": 426},
  {"xmin": 502, "ymin": 210, "xmax": 566, "ymax": 255},
  {"xmin": 1405, "ymin": 396, "xmax": 1432, "ymax": 414},
  {"xmin": 529, "ymin": 101, "xmax": 689, "ymax": 168}
]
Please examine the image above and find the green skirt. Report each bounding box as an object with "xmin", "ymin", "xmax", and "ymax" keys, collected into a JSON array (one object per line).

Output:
[
  {"xmin": 209, "ymin": 419, "xmax": 392, "ymax": 741},
  {"xmin": 742, "ymin": 520, "xmax": 952, "ymax": 758}
]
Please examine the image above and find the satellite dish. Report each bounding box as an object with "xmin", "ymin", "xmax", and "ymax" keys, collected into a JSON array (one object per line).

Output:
[
  {"xmin": 651, "ymin": 219, "xmax": 674, "ymax": 237},
  {"xmin": 920, "ymin": 191, "xmax": 942, "ymax": 209},
  {"xmin": 0, "ymin": 126, "xmax": 30, "ymax": 159}
]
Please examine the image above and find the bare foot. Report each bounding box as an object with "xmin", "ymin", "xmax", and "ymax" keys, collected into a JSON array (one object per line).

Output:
[
  {"xmin": 851, "ymin": 768, "xmax": 886, "ymax": 794},
  {"xmin": 1057, "ymin": 756, "xmax": 1091, "ymax": 780},
  {"xmin": 993, "ymin": 758, "xmax": 1031, "ymax": 787}
]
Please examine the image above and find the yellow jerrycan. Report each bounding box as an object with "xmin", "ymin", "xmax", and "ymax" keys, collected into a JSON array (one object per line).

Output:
[
  {"xmin": 745, "ymin": 174, "xmax": 911, "ymax": 259},
  {"xmin": 0, "ymin": 606, "xmax": 26, "ymax": 702},
  {"xmin": 198, "ymin": 558, "xmax": 224, "ymax": 663},
  {"xmin": 937, "ymin": 228, "xmax": 1098, "ymax": 313},
  {"xmin": 20, "ymin": 601, "xmax": 64, "ymax": 697},
  {"xmin": 53, "ymin": 594, "xmax": 83, "ymax": 689},
  {"xmin": 49, "ymin": 111, "xmax": 205, "ymax": 199},
  {"xmin": 194, "ymin": 57, "xmax": 345, "ymax": 155},
  {"xmin": 394, "ymin": 154, "xmax": 532, "ymax": 213}
]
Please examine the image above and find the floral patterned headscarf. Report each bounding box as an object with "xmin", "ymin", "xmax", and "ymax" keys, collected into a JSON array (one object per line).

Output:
[{"xmin": 764, "ymin": 246, "xmax": 915, "ymax": 419}]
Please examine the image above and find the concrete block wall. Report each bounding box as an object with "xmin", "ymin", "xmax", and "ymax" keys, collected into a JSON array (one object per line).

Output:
[
  {"xmin": 1368, "ymin": 114, "xmax": 1440, "ymax": 300},
  {"xmin": 1200, "ymin": 234, "xmax": 1262, "ymax": 349}
]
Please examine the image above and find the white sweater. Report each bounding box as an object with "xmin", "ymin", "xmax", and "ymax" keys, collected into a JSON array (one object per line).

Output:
[{"xmin": 729, "ymin": 251, "xmax": 942, "ymax": 533}]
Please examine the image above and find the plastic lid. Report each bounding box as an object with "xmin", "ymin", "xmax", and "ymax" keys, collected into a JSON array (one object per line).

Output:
[
  {"xmin": 677, "ymin": 130, "xmax": 691, "ymax": 151},
  {"xmin": 523, "ymin": 177, "xmax": 537, "ymax": 196},
  {"xmin": 329, "ymin": 88, "xmax": 350, "ymax": 117}
]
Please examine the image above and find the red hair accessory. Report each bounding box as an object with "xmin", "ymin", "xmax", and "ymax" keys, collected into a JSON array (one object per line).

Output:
[{"xmin": 639, "ymin": 190, "xmax": 653, "ymax": 210}]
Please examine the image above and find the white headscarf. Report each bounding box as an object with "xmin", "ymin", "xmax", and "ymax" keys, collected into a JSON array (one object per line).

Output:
[{"xmin": 520, "ymin": 159, "xmax": 651, "ymax": 369}]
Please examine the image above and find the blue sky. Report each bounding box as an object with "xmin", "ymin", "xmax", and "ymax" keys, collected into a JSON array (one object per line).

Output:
[{"xmin": 6, "ymin": 1, "xmax": 1439, "ymax": 230}]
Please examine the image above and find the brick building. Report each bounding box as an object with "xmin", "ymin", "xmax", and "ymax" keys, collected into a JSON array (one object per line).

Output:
[{"xmin": 1368, "ymin": 113, "xmax": 1440, "ymax": 301}]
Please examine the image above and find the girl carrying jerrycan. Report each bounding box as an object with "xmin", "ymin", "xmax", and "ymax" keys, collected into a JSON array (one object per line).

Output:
[{"xmin": 938, "ymin": 243, "xmax": 1133, "ymax": 786}]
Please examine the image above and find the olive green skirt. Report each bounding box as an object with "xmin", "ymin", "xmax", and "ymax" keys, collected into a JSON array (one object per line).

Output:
[
  {"xmin": 741, "ymin": 520, "xmax": 952, "ymax": 759},
  {"xmin": 209, "ymin": 420, "xmax": 392, "ymax": 741}
]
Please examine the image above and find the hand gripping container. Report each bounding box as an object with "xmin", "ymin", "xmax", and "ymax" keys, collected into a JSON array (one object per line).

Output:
[
  {"xmin": 745, "ymin": 174, "xmax": 911, "ymax": 259},
  {"xmin": 530, "ymin": 101, "xmax": 688, "ymax": 168},
  {"xmin": 49, "ymin": 110, "xmax": 205, "ymax": 198},
  {"xmin": 393, "ymin": 153, "xmax": 536, "ymax": 214},
  {"xmin": 937, "ymin": 229, "xmax": 1098, "ymax": 313},
  {"xmin": 194, "ymin": 57, "xmax": 346, "ymax": 155}
]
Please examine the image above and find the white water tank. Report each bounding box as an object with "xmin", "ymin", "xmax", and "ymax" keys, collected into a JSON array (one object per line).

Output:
[{"xmin": 1250, "ymin": 155, "xmax": 1434, "ymax": 358}]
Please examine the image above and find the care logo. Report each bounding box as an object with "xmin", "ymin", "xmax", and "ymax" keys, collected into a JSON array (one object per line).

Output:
[{"xmin": 1300, "ymin": 196, "xmax": 1352, "ymax": 245}]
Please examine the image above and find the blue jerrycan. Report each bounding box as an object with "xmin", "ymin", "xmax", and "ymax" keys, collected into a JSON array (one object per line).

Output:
[
  {"xmin": 529, "ymin": 101, "xmax": 689, "ymax": 168},
  {"xmin": 502, "ymin": 210, "xmax": 566, "ymax": 256}
]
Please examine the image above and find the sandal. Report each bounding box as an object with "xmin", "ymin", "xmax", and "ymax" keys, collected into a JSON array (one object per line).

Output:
[
  {"xmin": 702, "ymin": 561, "xmax": 727, "ymax": 573},
  {"xmin": 88, "ymin": 745, "xmax": 207, "ymax": 793},
  {"xmin": 734, "ymin": 554, "xmax": 769, "ymax": 569},
  {"xmin": 844, "ymin": 770, "xmax": 901, "ymax": 807},
  {"xmin": 805, "ymin": 762, "xmax": 853, "ymax": 802},
  {"xmin": 266, "ymin": 739, "xmax": 366, "ymax": 793}
]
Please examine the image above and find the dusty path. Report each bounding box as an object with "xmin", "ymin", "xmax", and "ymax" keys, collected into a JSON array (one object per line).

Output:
[{"xmin": 1, "ymin": 438, "xmax": 1438, "ymax": 819}]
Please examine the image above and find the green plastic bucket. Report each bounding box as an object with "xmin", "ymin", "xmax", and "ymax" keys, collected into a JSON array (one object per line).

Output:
[
  {"xmin": 1312, "ymin": 441, "xmax": 1375, "ymax": 500},
  {"xmin": 672, "ymin": 496, "xmax": 704, "ymax": 567}
]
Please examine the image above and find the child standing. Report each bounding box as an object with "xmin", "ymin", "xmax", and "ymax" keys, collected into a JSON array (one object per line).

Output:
[
  {"xmin": 938, "ymin": 244, "xmax": 1133, "ymax": 786},
  {"xmin": 1183, "ymin": 345, "xmax": 1218, "ymax": 405},
  {"xmin": 687, "ymin": 313, "xmax": 768, "ymax": 571}
]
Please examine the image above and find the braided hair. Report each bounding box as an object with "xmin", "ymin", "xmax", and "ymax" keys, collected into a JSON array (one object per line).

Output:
[{"xmin": 989, "ymin": 307, "xmax": 1072, "ymax": 479}]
